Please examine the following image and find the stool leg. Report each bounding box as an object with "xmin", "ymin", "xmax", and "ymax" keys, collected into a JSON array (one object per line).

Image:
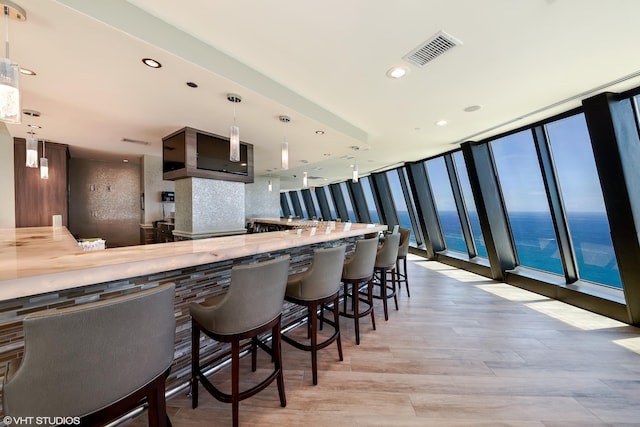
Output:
[
  {"xmin": 231, "ymin": 339, "xmax": 240, "ymax": 427},
  {"xmin": 191, "ymin": 320, "xmax": 199, "ymax": 409},
  {"xmin": 310, "ymin": 302, "xmax": 319, "ymax": 385},
  {"xmin": 368, "ymin": 279, "xmax": 376, "ymax": 331},
  {"xmin": 380, "ymin": 268, "xmax": 389, "ymax": 321},
  {"xmin": 404, "ymin": 257, "xmax": 410, "ymax": 297},
  {"xmin": 333, "ymin": 294, "xmax": 343, "ymax": 361},
  {"xmin": 352, "ymin": 281, "xmax": 361, "ymax": 345},
  {"xmin": 273, "ymin": 320, "xmax": 287, "ymax": 407},
  {"xmin": 391, "ymin": 268, "xmax": 398, "ymax": 311},
  {"xmin": 251, "ymin": 336, "xmax": 258, "ymax": 372},
  {"xmin": 396, "ymin": 259, "xmax": 402, "ymax": 293},
  {"xmin": 343, "ymin": 282, "xmax": 348, "ymax": 313}
]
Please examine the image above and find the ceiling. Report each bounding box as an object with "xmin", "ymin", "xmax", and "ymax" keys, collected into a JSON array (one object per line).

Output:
[{"xmin": 6, "ymin": 0, "xmax": 640, "ymax": 190}]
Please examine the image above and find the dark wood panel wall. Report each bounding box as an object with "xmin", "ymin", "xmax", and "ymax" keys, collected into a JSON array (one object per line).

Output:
[{"xmin": 13, "ymin": 138, "xmax": 68, "ymax": 227}]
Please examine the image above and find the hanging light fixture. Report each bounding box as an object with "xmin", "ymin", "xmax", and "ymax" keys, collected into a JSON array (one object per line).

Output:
[
  {"xmin": 303, "ymin": 171, "xmax": 308, "ymax": 188},
  {"xmin": 0, "ymin": 2, "xmax": 26, "ymax": 124},
  {"xmin": 268, "ymin": 179, "xmax": 273, "ymax": 192},
  {"xmin": 227, "ymin": 93, "xmax": 241, "ymax": 162},
  {"xmin": 351, "ymin": 145, "xmax": 359, "ymax": 183},
  {"xmin": 24, "ymin": 109, "xmax": 39, "ymax": 168},
  {"xmin": 279, "ymin": 115, "xmax": 290, "ymax": 170},
  {"xmin": 40, "ymin": 139, "xmax": 48, "ymax": 179}
]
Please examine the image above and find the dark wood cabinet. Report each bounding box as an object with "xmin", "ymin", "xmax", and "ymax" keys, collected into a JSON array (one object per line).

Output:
[{"xmin": 14, "ymin": 139, "xmax": 68, "ymax": 228}]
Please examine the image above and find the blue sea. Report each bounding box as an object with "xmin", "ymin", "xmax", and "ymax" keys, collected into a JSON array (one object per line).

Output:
[{"xmin": 397, "ymin": 210, "xmax": 622, "ymax": 289}]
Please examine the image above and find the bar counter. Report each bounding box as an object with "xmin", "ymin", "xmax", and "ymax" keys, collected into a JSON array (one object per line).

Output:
[
  {"xmin": 0, "ymin": 222, "xmax": 386, "ymax": 403},
  {"xmin": 0, "ymin": 222, "xmax": 384, "ymax": 302}
]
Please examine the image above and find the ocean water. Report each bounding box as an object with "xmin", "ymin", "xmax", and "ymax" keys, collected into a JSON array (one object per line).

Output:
[{"xmin": 398, "ymin": 210, "xmax": 622, "ymax": 289}]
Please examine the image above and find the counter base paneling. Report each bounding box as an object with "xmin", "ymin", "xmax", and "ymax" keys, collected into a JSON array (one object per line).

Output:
[{"xmin": 0, "ymin": 236, "xmax": 361, "ymax": 408}]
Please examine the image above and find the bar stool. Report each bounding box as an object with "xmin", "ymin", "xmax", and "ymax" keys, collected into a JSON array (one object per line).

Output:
[
  {"xmin": 340, "ymin": 237, "xmax": 379, "ymax": 345},
  {"xmin": 190, "ymin": 255, "xmax": 290, "ymax": 427},
  {"xmin": 372, "ymin": 232, "xmax": 401, "ymax": 321},
  {"xmin": 282, "ymin": 244, "xmax": 346, "ymax": 385},
  {"xmin": 3, "ymin": 283, "xmax": 176, "ymax": 427},
  {"xmin": 396, "ymin": 227, "xmax": 411, "ymax": 297}
]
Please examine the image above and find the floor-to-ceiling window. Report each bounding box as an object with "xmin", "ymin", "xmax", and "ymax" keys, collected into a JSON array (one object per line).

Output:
[
  {"xmin": 360, "ymin": 177, "xmax": 380, "ymax": 224},
  {"xmin": 309, "ymin": 188, "xmax": 322, "ymax": 219},
  {"xmin": 339, "ymin": 182, "xmax": 358, "ymax": 222},
  {"xmin": 318, "ymin": 186, "xmax": 337, "ymax": 220},
  {"xmin": 545, "ymin": 114, "xmax": 622, "ymax": 288},
  {"xmin": 491, "ymin": 130, "xmax": 563, "ymax": 275},
  {"xmin": 386, "ymin": 170, "xmax": 417, "ymax": 243},
  {"xmin": 452, "ymin": 151, "xmax": 488, "ymax": 258},
  {"xmin": 424, "ymin": 157, "xmax": 467, "ymax": 254}
]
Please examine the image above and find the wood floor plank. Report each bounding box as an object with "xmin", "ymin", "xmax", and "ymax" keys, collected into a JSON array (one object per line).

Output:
[{"xmin": 123, "ymin": 254, "xmax": 640, "ymax": 426}]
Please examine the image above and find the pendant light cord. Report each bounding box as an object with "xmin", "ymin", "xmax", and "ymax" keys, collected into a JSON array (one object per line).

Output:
[{"xmin": 4, "ymin": 5, "xmax": 9, "ymax": 59}]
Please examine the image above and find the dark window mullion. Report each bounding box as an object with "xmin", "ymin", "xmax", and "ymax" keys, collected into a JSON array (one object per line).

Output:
[
  {"xmin": 370, "ymin": 172, "xmax": 398, "ymax": 227},
  {"xmin": 532, "ymin": 126, "xmax": 578, "ymax": 283},
  {"xmin": 329, "ymin": 183, "xmax": 349, "ymax": 222},
  {"xmin": 301, "ymin": 189, "xmax": 317, "ymax": 219},
  {"xmin": 279, "ymin": 193, "xmax": 291, "ymax": 217},
  {"xmin": 397, "ymin": 168, "xmax": 424, "ymax": 246},
  {"xmin": 348, "ymin": 180, "xmax": 371, "ymax": 223},
  {"xmin": 444, "ymin": 154, "xmax": 476, "ymax": 258},
  {"xmin": 315, "ymin": 187, "xmax": 332, "ymax": 220},
  {"xmin": 288, "ymin": 191, "xmax": 303, "ymax": 218},
  {"xmin": 405, "ymin": 162, "xmax": 444, "ymax": 257}
]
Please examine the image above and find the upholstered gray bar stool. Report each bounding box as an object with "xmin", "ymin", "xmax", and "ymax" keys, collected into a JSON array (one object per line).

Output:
[
  {"xmin": 282, "ymin": 244, "xmax": 346, "ymax": 385},
  {"xmin": 3, "ymin": 283, "xmax": 176, "ymax": 427},
  {"xmin": 340, "ymin": 237, "xmax": 379, "ymax": 345},
  {"xmin": 395, "ymin": 227, "xmax": 411, "ymax": 297},
  {"xmin": 190, "ymin": 255, "xmax": 290, "ymax": 427},
  {"xmin": 372, "ymin": 232, "xmax": 401, "ymax": 321}
]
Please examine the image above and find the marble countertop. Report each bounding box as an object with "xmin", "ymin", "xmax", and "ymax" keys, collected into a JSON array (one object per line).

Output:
[{"xmin": 0, "ymin": 223, "xmax": 386, "ymax": 302}]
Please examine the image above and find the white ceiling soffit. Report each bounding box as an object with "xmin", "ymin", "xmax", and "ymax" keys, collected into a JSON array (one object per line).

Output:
[{"xmin": 403, "ymin": 30, "xmax": 462, "ymax": 67}]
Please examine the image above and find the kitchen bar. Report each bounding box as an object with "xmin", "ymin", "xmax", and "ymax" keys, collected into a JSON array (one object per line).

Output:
[{"xmin": 0, "ymin": 222, "xmax": 386, "ymax": 396}]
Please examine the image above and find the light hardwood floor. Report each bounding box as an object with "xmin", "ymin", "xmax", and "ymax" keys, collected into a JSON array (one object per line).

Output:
[{"xmin": 127, "ymin": 255, "xmax": 640, "ymax": 426}]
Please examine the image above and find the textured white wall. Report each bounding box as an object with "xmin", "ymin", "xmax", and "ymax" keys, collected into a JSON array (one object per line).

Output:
[{"xmin": 245, "ymin": 176, "xmax": 281, "ymax": 219}]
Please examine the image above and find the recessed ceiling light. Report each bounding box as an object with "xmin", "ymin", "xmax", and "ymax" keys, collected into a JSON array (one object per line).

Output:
[
  {"xmin": 19, "ymin": 67, "xmax": 35, "ymax": 76},
  {"xmin": 435, "ymin": 119, "xmax": 448, "ymax": 127},
  {"xmin": 142, "ymin": 58, "xmax": 161, "ymax": 68},
  {"xmin": 123, "ymin": 159, "xmax": 129, "ymax": 163},
  {"xmin": 27, "ymin": 124, "xmax": 41, "ymax": 129},
  {"xmin": 464, "ymin": 105, "xmax": 482, "ymax": 112},
  {"xmin": 323, "ymin": 153, "xmax": 331, "ymax": 157},
  {"xmin": 186, "ymin": 82, "xmax": 198, "ymax": 88},
  {"xmin": 386, "ymin": 66, "xmax": 408, "ymax": 79},
  {"xmin": 315, "ymin": 130, "xmax": 325, "ymax": 135}
]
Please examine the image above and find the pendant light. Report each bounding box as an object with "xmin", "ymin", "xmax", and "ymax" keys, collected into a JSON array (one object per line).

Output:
[
  {"xmin": 268, "ymin": 179, "xmax": 273, "ymax": 192},
  {"xmin": 0, "ymin": 2, "xmax": 26, "ymax": 124},
  {"xmin": 40, "ymin": 139, "xmax": 48, "ymax": 179},
  {"xmin": 227, "ymin": 93, "xmax": 241, "ymax": 162},
  {"xmin": 279, "ymin": 115, "xmax": 290, "ymax": 170},
  {"xmin": 24, "ymin": 109, "xmax": 39, "ymax": 168},
  {"xmin": 351, "ymin": 145, "xmax": 360, "ymax": 183},
  {"xmin": 302, "ymin": 171, "xmax": 308, "ymax": 188}
]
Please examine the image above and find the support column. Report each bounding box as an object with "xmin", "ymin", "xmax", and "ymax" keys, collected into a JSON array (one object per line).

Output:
[
  {"xmin": 174, "ymin": 177, "xmax": 246, "ymax": 239},
  {"xmin": 583, "ymin": 92, "xmax": 640, "ymax": 325},
  {"xmin": 461, "ymin": 141, "xmax": 516, "ymax": 280}
]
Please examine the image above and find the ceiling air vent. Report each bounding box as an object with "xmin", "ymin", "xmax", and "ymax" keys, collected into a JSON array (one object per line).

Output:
[{"xmin": 403, "ymin": 30, "xmax": 462, "ymax": 67}]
